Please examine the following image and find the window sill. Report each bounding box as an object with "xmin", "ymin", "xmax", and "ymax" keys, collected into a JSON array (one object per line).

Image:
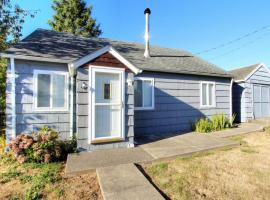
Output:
[
  {"xmin": 134, "ymin": 107, "xmax": 155, "ymax": 111},
  {"xmin": 91, "ymin": 137, "xmax": 124, "ymax": 144},
  {"xmin": 200, "ymin": 105, "xmax": 216, "ymax": 109},
  {"xmin": 33, "ymin": 108, "xmax": 69, "ymax": 113}
]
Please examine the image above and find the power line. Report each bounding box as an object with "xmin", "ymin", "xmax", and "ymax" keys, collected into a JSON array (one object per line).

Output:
[
  {"xmin": 195, "ymin": 24, "xmax": 270, "ymax": 55},
  {"xmin": 208, "ymin": 31, "xmax": 270, "ymax": 60}
]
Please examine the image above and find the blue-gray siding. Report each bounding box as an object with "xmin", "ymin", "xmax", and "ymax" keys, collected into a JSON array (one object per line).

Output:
[
  {"xmin": 233, "ymin": 65, "xmax": 270, "ymax": 122},
  {"xmin": 6, "ymin": 60, "xmax": 72, "ymax": 142},
  {"xmin": 134, "ymin": 72, "xmax": 231, "ymax": 137},
  {"xmin": 76, "ymin": 67, "xmax": 134, "ymax": 151}
]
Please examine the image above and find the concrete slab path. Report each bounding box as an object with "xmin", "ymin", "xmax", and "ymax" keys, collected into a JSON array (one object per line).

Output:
[
  {"xmin": 211, "ymin": 122, "xmax": 263, "ymax": 138},
  {"xmin": 65, "ymin": 122, "xmax": 264, "ymax": 176},
  {"xmin": 65, "ymin": 147, "xmax": 153, "ymax": 177},
  {"xmin": 97, "ymin": 164, "xmax": 164, "ymax": 200},
  {"xmin": 140, "ymin": 132, "xmax": 238, "ymax": 159}
]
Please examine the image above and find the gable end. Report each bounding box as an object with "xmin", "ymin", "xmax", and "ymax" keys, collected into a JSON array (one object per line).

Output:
[{"xmin": 84, "ymin": 52, "xmax": 130, "ymax": 71}]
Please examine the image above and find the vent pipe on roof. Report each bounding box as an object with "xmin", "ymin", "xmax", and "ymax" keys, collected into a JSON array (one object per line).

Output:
[{"xmin": 144, "ymin": 8, "xmax": 151, "ymax": 58}]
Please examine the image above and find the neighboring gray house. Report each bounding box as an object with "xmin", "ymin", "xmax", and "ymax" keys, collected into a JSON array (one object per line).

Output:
[
  {"xmin": 1, "ymin": 29, "xmax": 233, "ymax": 151},
  {"xmin": 230, "ymin": 63, "xmax": 270, "ymax": 122}
]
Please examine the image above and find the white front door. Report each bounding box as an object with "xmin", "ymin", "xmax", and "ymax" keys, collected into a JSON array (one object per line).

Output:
[{"xmin": 90, "ymin": 67, "xmax": 125, "ymax": 142}]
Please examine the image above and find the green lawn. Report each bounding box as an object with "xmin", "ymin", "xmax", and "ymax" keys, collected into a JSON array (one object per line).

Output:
[{"xmin": 143, "ymin": 130, "xmax": 270, "ymax": 200}]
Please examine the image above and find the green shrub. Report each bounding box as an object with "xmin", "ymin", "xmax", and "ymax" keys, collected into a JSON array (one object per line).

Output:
[
  {"xmin": 195, "ymin": 118, "xmax": 213, "ymax": 133},
  {"xmin": 194, "ymin": 113, "xmax": 236, "ymax": 133},
  {"xmin": 8, "ymin": 126, "xmax": 77, "ymax": 164}
]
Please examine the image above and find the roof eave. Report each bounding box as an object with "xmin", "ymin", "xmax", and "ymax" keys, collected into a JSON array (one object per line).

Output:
[{"xmin": 0, "ymin": 53, "xmax": 71, "ymax": 64}]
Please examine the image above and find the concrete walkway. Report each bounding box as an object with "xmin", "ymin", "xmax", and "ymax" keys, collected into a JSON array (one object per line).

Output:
[
  {"xmin": 211, "ymin": 122, "xmax": 263, "ymax": 138},
  {"xmin": 65, "ymin": 147, "xmax": 153, "ymax": 177},
  {"xmin": 140, "ymin": 132, "xmax": 238, "ymax": 160},
  {"xmin": 66, "ymin": 122, "xmax": 263, "ymax": 176},
  {"xmin": 97, "ymin": 164, "xmax": 164, "ymax": 200},
  {"xmin": 65, "ymin": 122, "xmax": 264, "ymax": 200}
]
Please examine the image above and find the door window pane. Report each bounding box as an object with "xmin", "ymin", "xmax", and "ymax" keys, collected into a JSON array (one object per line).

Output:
[
  {"xmin": 134, "ymin": 80, "xmax": 143, "ymax": 107},
  {"xmin": 104, "ymin": 83, "xmax": 111, "ymax": 100},
  {"xmin": 52, "ymin": 74, "xmax": 65, "ymax": 108},
  {"xmin": 37, "ymin": 74, "xmax": 50, "ymax": 107},
  {"xmin": 143, "ymin": 80, "xmax": 152, "ymax": 107}
]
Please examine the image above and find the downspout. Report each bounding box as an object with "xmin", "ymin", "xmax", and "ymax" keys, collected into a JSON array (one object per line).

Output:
[
  {"xmin": 230, "ymin": 78, "xmax": 234, "ymax": 124},
  {"xmin": 10, "ymin": 57, "xmax": 16, "ymax": 141},
  {"xmin": 68, "ymin": 64, "xmax": 76, "ymax": 138}
]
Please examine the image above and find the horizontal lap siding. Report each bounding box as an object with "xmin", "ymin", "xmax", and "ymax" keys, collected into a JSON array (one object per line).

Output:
[
  {"xmin": 134, "ymin": 72, "xmax": 231, "ymax": 136},
  {"xmin": 6, "ymin": 60, "xmax": 71, "ymax": 140},
  {"xmin": 76, "ymin": 66, "xmax": 134, "ymax": 151},
  {"xmin": 245, "ymin": 66, "xmax": 270, "ymax": 121}
]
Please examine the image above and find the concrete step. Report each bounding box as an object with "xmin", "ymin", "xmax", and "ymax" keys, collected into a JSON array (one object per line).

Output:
[{"xmin": 97, "ymin": 163, "xmax": 165, "ymax": 200}]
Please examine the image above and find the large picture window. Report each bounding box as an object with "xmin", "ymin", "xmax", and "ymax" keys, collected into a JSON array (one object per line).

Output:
[
  {"xmin": 201, "ymin": 82, "xmax": 216, "ymax": 107},
  {"xmin": 134, "ymin": 78, "xmax": 154, "ymax": 110},
  {"xmin": 34, "ymin": 70, "xmax": 68, "ymax": 111}
]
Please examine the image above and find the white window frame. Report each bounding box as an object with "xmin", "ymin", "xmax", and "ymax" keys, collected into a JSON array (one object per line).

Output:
[
  {"xmin": 33, "ymin": 70, "xmax": 69, "ymax": 112},
  {"xmin": 88, "ymin": 66, "xmax": 125, "ymax": 143},
  {"xmin": 134, "ymin": 77, "xmax": 155, "ymax": 110},
  {"xmin": 200, "ymin": 81, "xmax": 216, "ymax": 108}
]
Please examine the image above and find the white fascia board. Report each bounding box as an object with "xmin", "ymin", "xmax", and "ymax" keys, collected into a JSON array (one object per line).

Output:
[
  {"xmin": 70, "ymin": 45, "xmax": 142, "ymax": 74},
  {"xmin": 244, "ymin": 63, "xmax": 270, "ymax": 81},
  {"xmin": 0, "ymin": 53, "xmax": 70, "ymax": 64}
]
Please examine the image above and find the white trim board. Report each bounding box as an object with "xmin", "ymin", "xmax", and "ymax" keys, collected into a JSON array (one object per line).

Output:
[
  {"xmin": 200, "ymin": 81, "xmax": 216, "ymax": 108},
  {"xmin": 33, "ymin": 69, "xmax": 69, "ymax": 112},
  {"xmin": 235, "ymin": 63, "xmax": 270, "ymax": 82},
  {"xmin": 134, "ymin": 77, "xmax": 155, "ymax": 110},
  {"xmin": 10, "ymin": 57, "xmax": 16, "ymax": 139},
  {"xmin": 88, "ymin": 65, "xmax": 125, "ymax": 144},
  {"xmin": 69, "ymin": 45, "xmax": 142, "ymax": 75}
]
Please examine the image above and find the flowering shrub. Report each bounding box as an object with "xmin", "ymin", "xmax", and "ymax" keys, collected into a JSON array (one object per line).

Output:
[{"xmin": 8, "ymin": 126, "xmax": 77, "ymax": 163}]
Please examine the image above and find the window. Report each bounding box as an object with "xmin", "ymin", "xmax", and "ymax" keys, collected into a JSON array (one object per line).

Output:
[
  {"xmin": 201, "ymin": 82, "xmax": 215, "ymax": 107},
  {"xmin": 103, "ymin": 83, "xmax": 111, "ymax": 100},
  {"xmin": 34, "ymin": 70, "xmax": 68, "ymax": 111},
  {"xmin": 134, "ymin": 78, "xmax": 154, "ymax": 110}
]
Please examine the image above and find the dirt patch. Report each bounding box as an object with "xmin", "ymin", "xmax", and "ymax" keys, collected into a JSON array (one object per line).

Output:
[
  {"xmin": 143, "ymin": 130, "xmax": 270, "ymax": 200},
  {"xmin": 0, "ymin": 158, "xmax": 102, "ymax": 200},
  {"xmin": 46, "ymin": 172, "xmax": 102, "ymax": 200}
]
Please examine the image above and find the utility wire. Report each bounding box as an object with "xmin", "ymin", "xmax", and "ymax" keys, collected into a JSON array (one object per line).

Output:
[
  {"xmin": 195, "ymin": 24, "xmax": 270, "ymax": 55},
  {"xmin": 208, "ymin": 31, "xmax": 270, "ymax": 60}
]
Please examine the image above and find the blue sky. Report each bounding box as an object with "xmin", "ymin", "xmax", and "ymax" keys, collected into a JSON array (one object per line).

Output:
[{"xmin": 13, "ymin": 0, "xmax": 270, "ymax": 70}]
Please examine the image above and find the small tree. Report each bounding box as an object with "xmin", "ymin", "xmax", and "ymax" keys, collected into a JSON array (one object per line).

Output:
[
  {"xmin": 0, "ymin": 0, "xmax": 35, "ymax": 124},
  {"xmin": 48, "ymin": 0, "xmax": 102, "ymax": 37}
]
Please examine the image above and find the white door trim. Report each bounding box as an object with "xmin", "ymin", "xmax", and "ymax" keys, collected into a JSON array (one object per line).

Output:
[{"xmin": 88, "ymin": 65, "xmax": 125, "ymax": 143}]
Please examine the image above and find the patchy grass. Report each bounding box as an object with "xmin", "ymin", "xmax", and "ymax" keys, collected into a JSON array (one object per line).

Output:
[
  {"xmin": 0, "ymin": 136, "xmax": 102, "ymax": 200},
  {"xmin": 143, "ymin": 129, "xmax": 270, "ymax": 200}
]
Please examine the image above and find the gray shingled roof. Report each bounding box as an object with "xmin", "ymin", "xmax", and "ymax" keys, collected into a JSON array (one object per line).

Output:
[
  {"xmin": 4, "ymin": 29, "xmax": 231, "ymax": 78},
  {"xmin": 229, "ymin": 63, "xmax": 260, "ymax": 81}
]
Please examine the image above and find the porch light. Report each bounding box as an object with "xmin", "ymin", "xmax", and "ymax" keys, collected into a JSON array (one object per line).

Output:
[
  {"xmin": 127, "ymin": 79, "xmax": 133, "ymax": 87},
  {"xmin": 81, "ymin": 82, "xmax": 88, "ymax": 90}
]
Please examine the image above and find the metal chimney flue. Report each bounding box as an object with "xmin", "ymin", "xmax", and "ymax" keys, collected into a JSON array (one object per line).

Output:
[{"xmin": 144, "ymin": 8, "xmax": 151, "ymax": 58}]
